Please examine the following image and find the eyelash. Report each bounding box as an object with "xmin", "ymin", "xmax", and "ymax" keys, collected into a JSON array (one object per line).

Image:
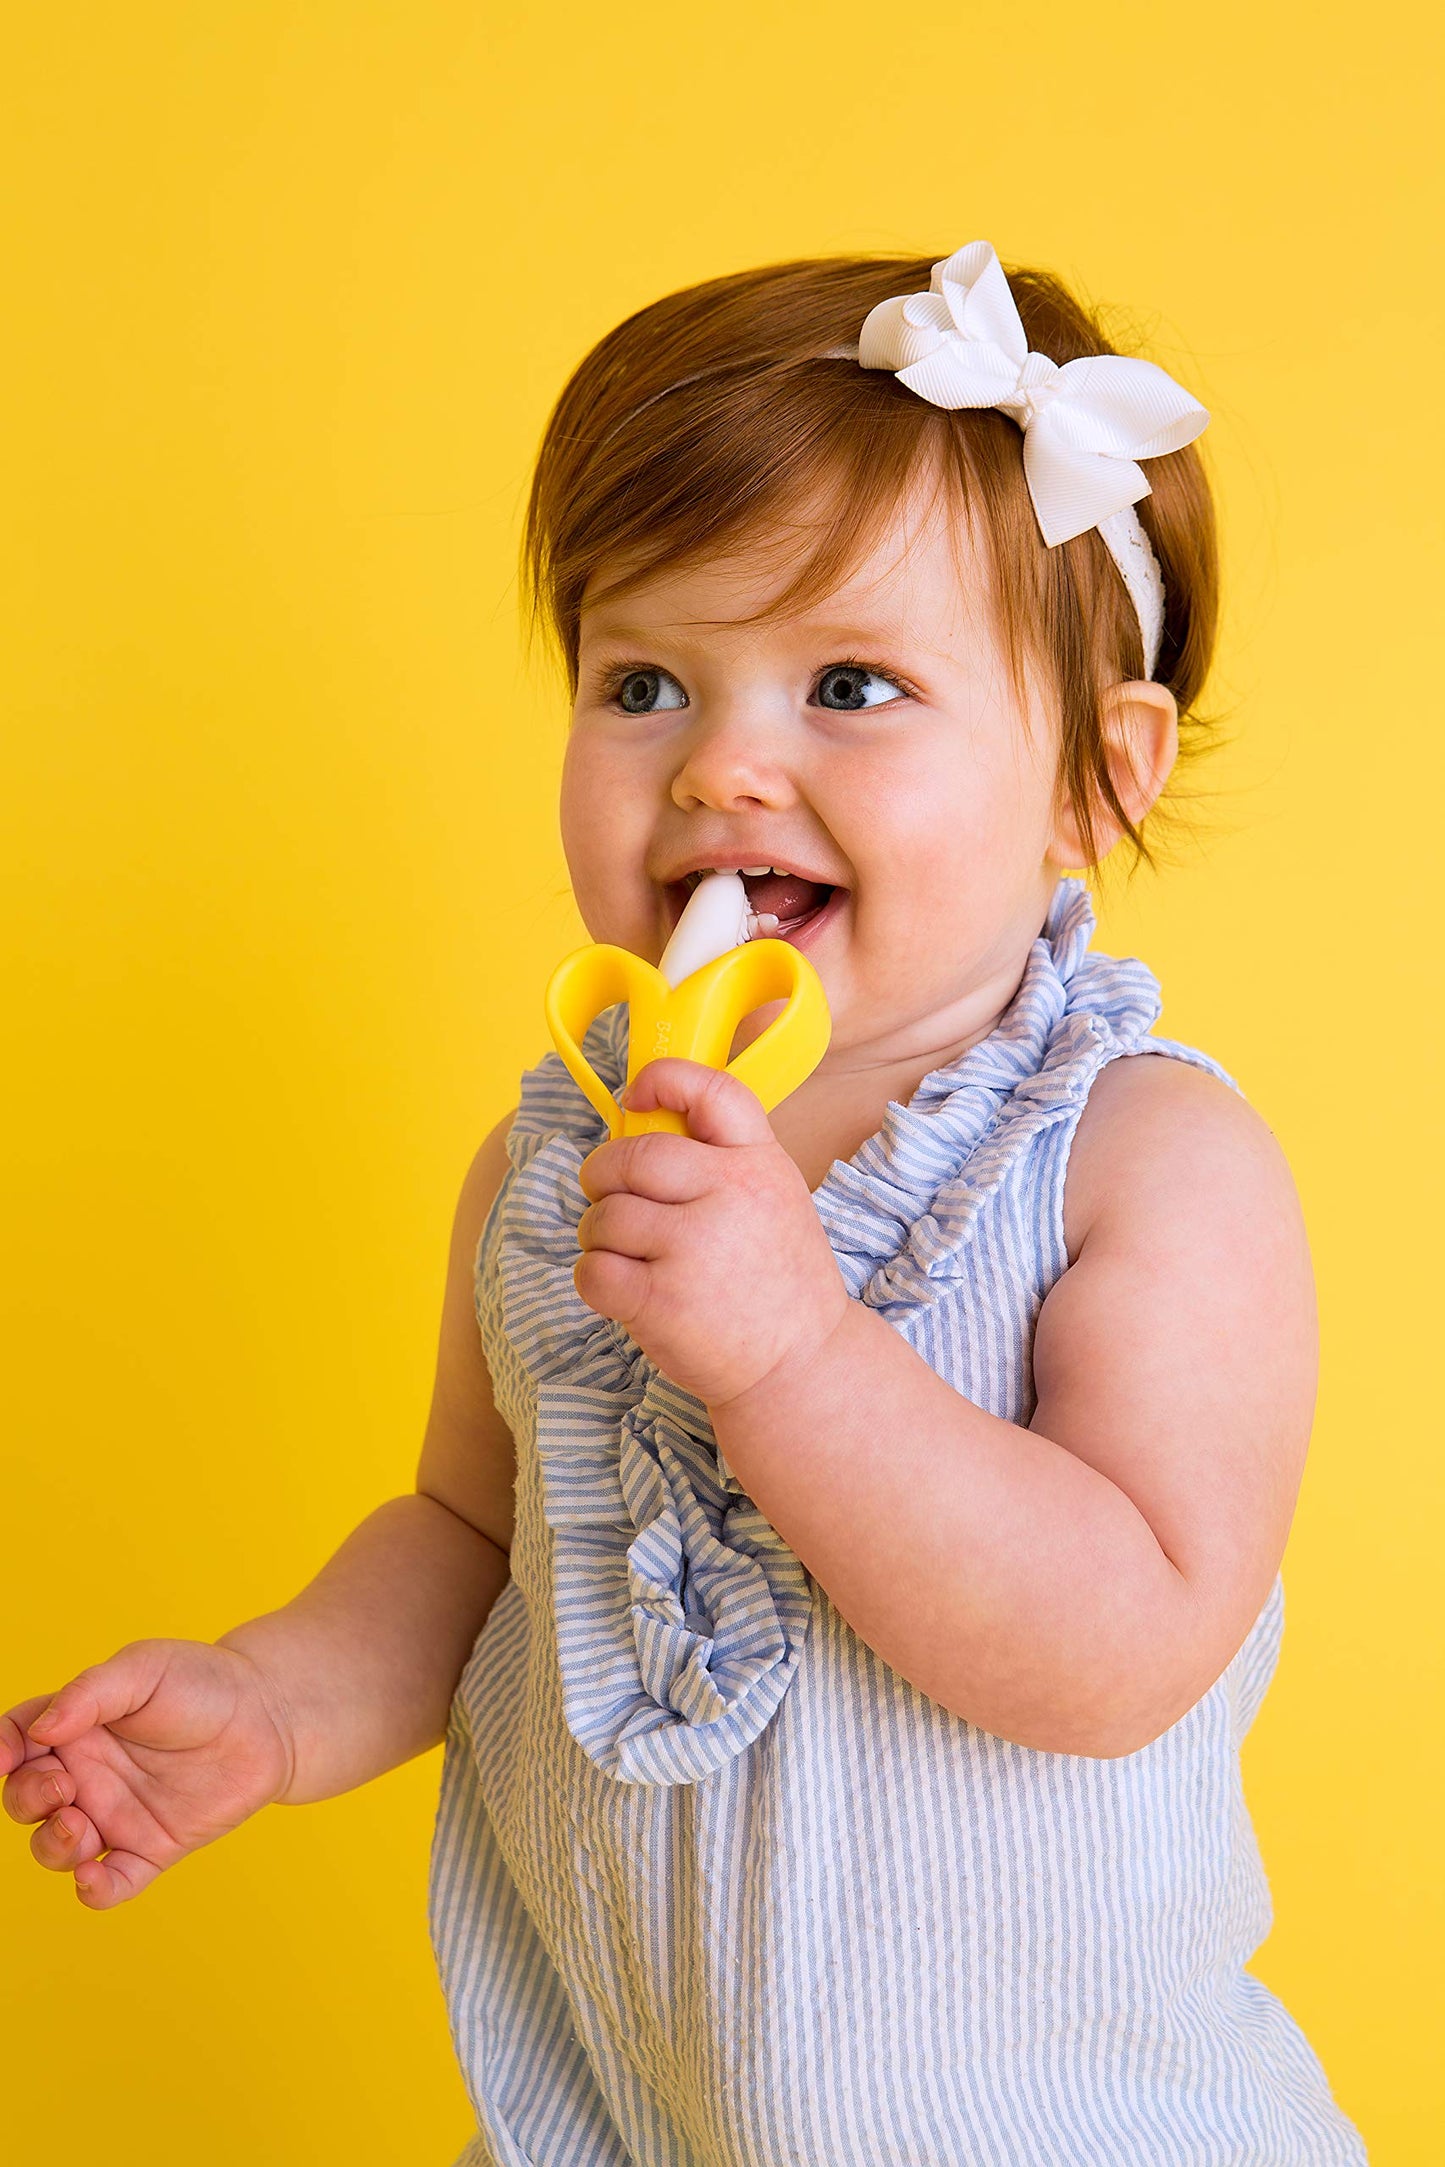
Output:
[{"xmin": 596, "ymin": 654, "xmax": 921, "ymax": 709}]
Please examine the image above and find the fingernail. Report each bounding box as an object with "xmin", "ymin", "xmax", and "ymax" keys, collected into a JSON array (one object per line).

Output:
[
  {"xmin": 53, "ymin": 1811, "xmax": 76, "ymax": 1840},
  {"xmin": 29, "ymin": 1712, "xmax": 57, "ymax": 1736},
  {"xmin": 41, "ymin": 1776, "xmax": 64, "ymax": 1807}
]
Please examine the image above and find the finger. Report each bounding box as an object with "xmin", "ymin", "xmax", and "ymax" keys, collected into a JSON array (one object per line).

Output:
[
  {"xmin": 578, "ymin": 1129, "xmax": 714, "ymax": 1205},
  {"xmin": 0, "ymin": 1699, "xmax": 61, "ymax": 1778},
  {"xmin": 31, "ymin": 1800, "xmax": 104, "ymax": 1873},
  {"xmin": 573, "ymin": 1247, "xmax": 651, "ymax": 1329},
  {"xmin": 73, "ymin": 1846, "xmax": 164, "ymax": 1909},
  {"xmin": 23, "ymin": 1644, "xmax": 169, "ymax": 1749},
  {"xmin": 619, "ymin": 1057, "xmax": 772, "ymax": 1148},
  {"xmin": 577, "ymin": 1192, "xmax": 674, "ymax": 1261},
  {"xmin": 3, "ymin": 1751, "xmax": 75, "ymax": 1825}
]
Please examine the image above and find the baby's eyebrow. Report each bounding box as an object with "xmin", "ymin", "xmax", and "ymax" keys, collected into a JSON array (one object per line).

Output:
[{"xmin": 579, "ymin": 615, "xmax": 938, "ymax": 654}]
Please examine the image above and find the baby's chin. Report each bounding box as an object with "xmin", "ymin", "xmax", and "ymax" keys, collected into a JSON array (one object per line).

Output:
[{"xmin": 724, "ymin": 996, "xmax": 791, "ymax": 1063}]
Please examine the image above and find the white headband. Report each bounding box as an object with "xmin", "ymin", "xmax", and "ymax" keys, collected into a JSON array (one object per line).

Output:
[{"xmin": 822, "ymin": 241, "xmax": 1209, "ymax": 678}]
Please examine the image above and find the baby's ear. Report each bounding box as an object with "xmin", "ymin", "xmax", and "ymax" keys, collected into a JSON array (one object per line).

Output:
[
  {"xmin": 1104, "ymin": 678, "xmax": 1179, "ymax": 824},
  {"xmin": 1049, "ymin": 680, "xmax": 1179, "ymax": 868}
]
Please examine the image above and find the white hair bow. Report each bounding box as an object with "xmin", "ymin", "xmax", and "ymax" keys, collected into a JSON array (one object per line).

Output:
[{"xmin": 826, "ymin": 241, "xmax": 1209, "ymax": 677}]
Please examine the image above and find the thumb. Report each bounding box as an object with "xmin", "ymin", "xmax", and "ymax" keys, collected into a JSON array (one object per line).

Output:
[
  {"xmin": 27, "ymin": 1642, "xmax": 169, "ymax": 1746},
  {"xmin": 620, "ymin": 1056, "xmax": 772, "ymax": 1148}
]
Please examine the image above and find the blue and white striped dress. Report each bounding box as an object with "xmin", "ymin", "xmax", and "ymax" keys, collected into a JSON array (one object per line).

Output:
[{"xmin": 428, "ymin": 873, "xmax": 1366, "ymax": 2166}]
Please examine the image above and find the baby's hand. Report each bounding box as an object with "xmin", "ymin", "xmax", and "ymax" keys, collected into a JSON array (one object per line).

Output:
[
  {"xmin": 575, "ymin": 1057, "xmax": 851, "ymax": 1408},
  {"xmin": 1, "ymin": 1638, "xmax": 296, "ymax": 1909}
]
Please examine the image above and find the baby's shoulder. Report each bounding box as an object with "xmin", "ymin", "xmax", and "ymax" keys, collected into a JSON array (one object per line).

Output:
[{"xmin": 1061, "ymin": 1046, "xmax": 1288, "ymax": 1269}]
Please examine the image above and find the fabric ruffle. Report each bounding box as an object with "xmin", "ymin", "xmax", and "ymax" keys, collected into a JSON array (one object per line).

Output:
[
  {"xmin": 493, "ymin": 875, "xmax": 1238, "ymax": 1787},
  {"xmin": 495, "ymin": 1038, "xmax": 816, "ymax": 1787},
  {"xmin": 807, "ymin": 874, "xmax": 1234, "ymax": 1320}
]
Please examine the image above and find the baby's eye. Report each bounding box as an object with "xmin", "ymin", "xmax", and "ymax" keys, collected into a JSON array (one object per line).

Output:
[
  {"xmin": 812, "ymin": 662, "xmax": 911, "ymax": 711},
  {"xmin": 611, "ymin": 667, "xmax": 687, "ymax": 715}
]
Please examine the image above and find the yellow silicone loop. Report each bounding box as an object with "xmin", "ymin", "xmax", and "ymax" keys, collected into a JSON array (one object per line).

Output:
[{"xmin": 544, "ymin": 938, "xmax": 831, "ymax": 1139}]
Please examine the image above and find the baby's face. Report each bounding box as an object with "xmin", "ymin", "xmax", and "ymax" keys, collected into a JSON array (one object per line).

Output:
[{"xmin": 562, "ymin": 476, "xmax": 1079, "ymax": 1075}]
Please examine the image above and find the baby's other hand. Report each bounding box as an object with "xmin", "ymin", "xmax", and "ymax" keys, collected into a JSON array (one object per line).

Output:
[{"xmin": 1, "ymin": 1638, "xmax": 296, "ymax": 1910}]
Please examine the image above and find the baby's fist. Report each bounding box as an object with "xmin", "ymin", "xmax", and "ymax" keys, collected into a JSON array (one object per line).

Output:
[{"xmin": 576, "ymin": 1058, "xmax": 850, "ymax": 1406}]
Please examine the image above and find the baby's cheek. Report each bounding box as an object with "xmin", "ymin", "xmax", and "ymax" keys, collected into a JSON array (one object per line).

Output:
[{"xmin": 559, "ymin": 743, "xmax": 646, "ymax": 898}]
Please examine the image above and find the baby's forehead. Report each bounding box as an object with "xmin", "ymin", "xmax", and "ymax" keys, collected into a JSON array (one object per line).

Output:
[{"xmin": 576, "ymin": 505, "xmax": 989, "ymax": 658}]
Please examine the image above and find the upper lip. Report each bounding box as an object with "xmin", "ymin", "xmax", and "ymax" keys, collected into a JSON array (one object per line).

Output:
[{"xmin": 652, "ymin": 850, "xmax": 847, "ymax": 888}]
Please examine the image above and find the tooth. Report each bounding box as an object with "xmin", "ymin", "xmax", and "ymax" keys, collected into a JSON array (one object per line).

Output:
[{"xmin": 739, "ymin": 864, "xmax": 771, "ymax": 876}]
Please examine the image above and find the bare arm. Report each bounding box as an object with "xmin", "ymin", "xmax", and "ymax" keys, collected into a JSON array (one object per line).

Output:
[
  {"xmin": 216, "ymin": 1494, "xmax": 509, "ymax": 1804},
  {"xmin": 219, "ymin": 1109, "xmax": 520, "ymax": 1804},
  {"xmin": 708, "ymin": 1059, "xmax": 1316, "ymax": 1756}
]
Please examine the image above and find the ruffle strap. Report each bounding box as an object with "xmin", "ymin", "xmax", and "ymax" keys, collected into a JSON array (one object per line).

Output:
[
  {"xmin": 810, "ymin": 877, "xmax": 1171, "ymax": 1317},
  {"xmin": 496, "ymin": 1121, "xmax": 813, "ymax": 1787}
]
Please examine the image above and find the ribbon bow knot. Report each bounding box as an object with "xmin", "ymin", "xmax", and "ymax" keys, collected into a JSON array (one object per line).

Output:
[
  {"xmin": 857, "ymin": 241, "xmax": 1208, "ymax": 549},
  {"xmin": 997, "ymin": 352, "xmax": 1067, "ymax": 432}
]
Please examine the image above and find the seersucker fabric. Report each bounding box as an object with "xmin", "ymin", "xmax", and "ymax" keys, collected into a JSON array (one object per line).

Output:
[{"xmin": 427, "ymin": 874, "xmax": 1367, "ymax": 2167}]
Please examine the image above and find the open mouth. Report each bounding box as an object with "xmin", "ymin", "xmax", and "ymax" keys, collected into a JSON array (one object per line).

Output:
[{"xmin": 663, "ymin": 871, "xmax": 846, "ymax": 951}]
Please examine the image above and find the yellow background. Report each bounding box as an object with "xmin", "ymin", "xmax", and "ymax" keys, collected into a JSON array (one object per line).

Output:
[{"xmin": 2, "ymin": 4, "xmax": 1438, "ymax": 2160}]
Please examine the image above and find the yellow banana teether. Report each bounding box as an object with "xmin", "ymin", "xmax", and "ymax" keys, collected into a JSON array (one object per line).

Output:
[{"xmin": 544, "ymin": 871, "xmax": 832, "ymax": 1138}]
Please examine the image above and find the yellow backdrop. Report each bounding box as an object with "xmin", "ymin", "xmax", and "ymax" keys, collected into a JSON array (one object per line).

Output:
[{"xmin": 2, "ymin": 4, "xmax": 1438, "ymax": 2160}]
